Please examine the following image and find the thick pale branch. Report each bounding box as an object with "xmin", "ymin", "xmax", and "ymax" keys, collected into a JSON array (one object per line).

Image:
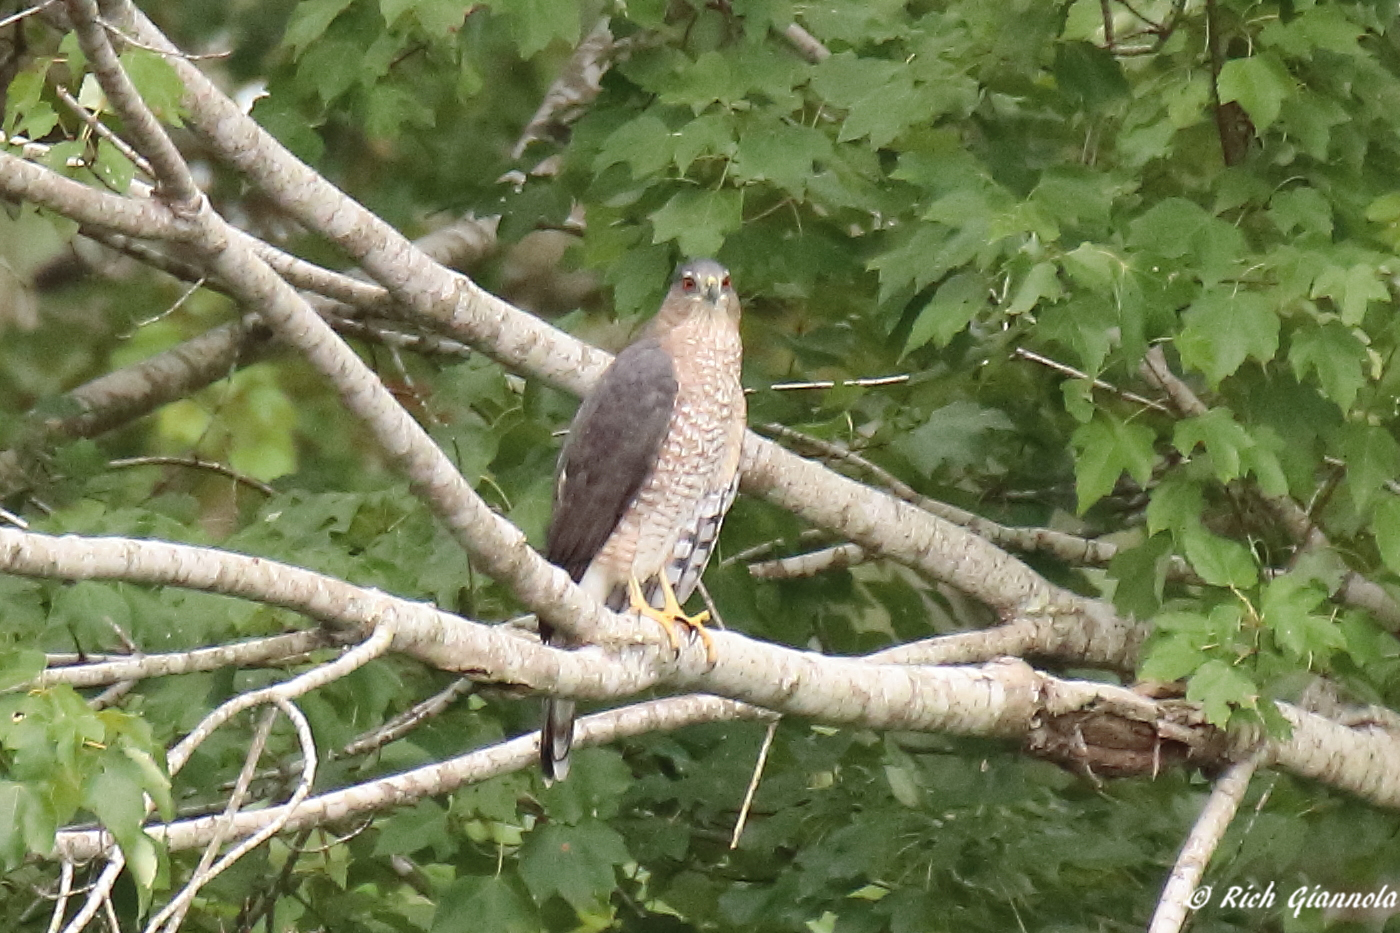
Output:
[
  {"xmin": 0, "ymin": 149, "xmax": 183, "ymax": 238},
  {"xmin": 32, "ymin": 631, "xmax": 327, "ymax": 689},
  {"xmin": 0, "ymin": 528, "xmax": 658, "ymax": 700}
]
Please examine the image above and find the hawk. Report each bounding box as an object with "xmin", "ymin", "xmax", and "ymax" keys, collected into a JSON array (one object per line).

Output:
[{"xmin": 540, "ymin": 258, "xmax": 745, "ymax": 781}]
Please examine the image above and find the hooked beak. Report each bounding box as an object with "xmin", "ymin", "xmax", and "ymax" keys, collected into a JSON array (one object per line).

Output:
[{"xmin": 701, "ymin": 274, "xmax": 723, "ymax": 304}]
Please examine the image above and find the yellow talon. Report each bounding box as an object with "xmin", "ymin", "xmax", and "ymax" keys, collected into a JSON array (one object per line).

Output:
[{"xmin": 627, "ymin": 574, "xmax": 717, "ymax": 665}]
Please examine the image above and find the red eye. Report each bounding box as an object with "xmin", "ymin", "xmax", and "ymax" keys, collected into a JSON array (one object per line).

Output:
[
  {"xmin": 721, "ymin": 274, "xmax": 731, "ymax": 288},
  {"xmin": 682, "ymin": 275, "xmax": 697, "ymax": 292}
]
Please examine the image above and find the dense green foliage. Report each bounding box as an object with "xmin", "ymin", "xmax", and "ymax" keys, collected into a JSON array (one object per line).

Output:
[{"xmin": 4, "ymin": 0, "xmax": 1400, "ymax": 929}]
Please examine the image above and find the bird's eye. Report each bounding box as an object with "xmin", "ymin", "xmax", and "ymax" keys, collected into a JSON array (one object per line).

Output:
[
  {"xmin": 681, "ymin": 274, "xmax": 697, "ymax": 292},
  {"xmin": 721, "ymin": 274, "xmax": 731, "ymax": 288}
]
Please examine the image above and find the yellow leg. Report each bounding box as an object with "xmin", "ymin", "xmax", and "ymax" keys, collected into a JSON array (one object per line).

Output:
[{"xmin": 627, "ymin": 574, "xmax": 717, "ymax": 664}]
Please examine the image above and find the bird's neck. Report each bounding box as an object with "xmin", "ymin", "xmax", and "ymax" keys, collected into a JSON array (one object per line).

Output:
[{"xmin": 658, "ymin": 312, "xmax": 742, "ymax": 387}]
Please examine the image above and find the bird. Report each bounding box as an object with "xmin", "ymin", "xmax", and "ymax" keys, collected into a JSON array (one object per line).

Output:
[{"xmin": 539, "ymin": 258, "xmax": 746, "ymax": 781}]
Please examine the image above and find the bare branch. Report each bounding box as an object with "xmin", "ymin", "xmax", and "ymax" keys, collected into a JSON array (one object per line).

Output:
[
  {"xmin": 56, "ymin": 696, "xmax": 771, "ymax": 862},
  {"xmin": 1014, "ymin": 346, "xmax": 1169, "ymax": 412},
  {"xmin": 107, "ymin": 455, "xmax": 277, "ymax": 496},
  {"xmin": 512, "ymin": 18, "xmax": 615, "ymax": 159},
  {"xmin": 780, "ymin": 22, "xmax": 831, "ymax": 63},
  {"xmin": 1149, "ymin": 753, "xmax": 1262, "ymax": 933},
  {"xmin": 0, "ymin": 149, "xmax": 183, "ymax": 239},
  {"xmin": 147, "ymin": 697, "xmax": 317, "ymax": 933},
  {"xmin": 32, "ymin": 631, "xmax": 328, "ymax": 690},
  {"xmin": 63, "ymin": 0, "xmax": 200, "ymax": 206},
  {"xmin": 0, "ymin": 1, "xmax": 58, "ymax": 32},
  {"xmin": 748, "ymin": 542, "xmax": 867, "ymax": 579}
]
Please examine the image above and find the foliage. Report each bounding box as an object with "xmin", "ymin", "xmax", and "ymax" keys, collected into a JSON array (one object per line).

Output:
[{"xmin": 4, "ymin": 0, "xmax": 1400, "ymax": 929}]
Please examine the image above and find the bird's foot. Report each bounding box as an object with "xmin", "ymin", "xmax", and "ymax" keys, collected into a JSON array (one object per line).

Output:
[{"xmin": 627, "ymin": 574, "xmax": 717, "ymax": 665}]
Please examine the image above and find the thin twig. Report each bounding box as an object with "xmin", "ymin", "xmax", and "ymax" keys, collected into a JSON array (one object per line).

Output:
[
  {"xmin": 58, "ymin": 857, "xmax": 123, "ymax": 933},
  {"xmin": 53, "ymin": 83, "xmax": 155, "ymax": 179},
  {"xmin": 97, "ymin": 16, "xmax": 230, "ymax": 61},
  {"xmin": 154, "ymin": 707, "xmax": 279, "ymax": 933},
  {"xmin": 338, "ymin": 678, "xmax": 474, "ymax": 760},
  {"xmin": 730, "ymin": 719, "xmax": 779, "ymax": 849},
  {"xmin": 748, "ymin": 374, "xmax": 909, "ymax": 394},
  {"xmin": 758, "ymin": 422, "xmax": 1142, "ymax": 573},
  {"xmin": 108, "ymin": 455, "xmax": 277, "ymax": 497},
  {"xmin": 147, "ymin": 697, "xmax": 317, "ymax": 933},
  {"xmin": 1015, "ymin": 346, "xmax": 1169, "ymax": 412},
  {"xmin": 0, "ymin": 0, "xmax": 57, "ymax": 31}
]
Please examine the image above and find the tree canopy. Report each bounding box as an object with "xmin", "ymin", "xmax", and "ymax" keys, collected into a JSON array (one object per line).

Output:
[{"xmin": 3, "ymin": 0, "xmax": 1400, "ymax": 930}]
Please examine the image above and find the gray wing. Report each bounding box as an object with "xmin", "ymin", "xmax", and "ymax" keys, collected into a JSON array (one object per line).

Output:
[{"xmin": 545, "ymin": 337, "xmax": 677, "ymax": 583}]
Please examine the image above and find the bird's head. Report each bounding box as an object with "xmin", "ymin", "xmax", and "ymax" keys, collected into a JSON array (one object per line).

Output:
[{"xmin": 660, "ymin": 258, "xmax": 739, "ymax": 328}]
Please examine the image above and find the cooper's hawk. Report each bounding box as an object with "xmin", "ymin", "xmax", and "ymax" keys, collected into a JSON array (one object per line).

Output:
[{"xmin": 540, "ymin": 258, "xmax": 745, "ymax": 781}]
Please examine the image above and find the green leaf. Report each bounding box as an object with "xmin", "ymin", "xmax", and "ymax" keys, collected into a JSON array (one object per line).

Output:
[
  {"xmin": 1004, "ymin": 261, "xmax": 1063, "ymax": 318},
  {"xmin": 1260, "ymin": 575, "xmax": 1341, "ymax": 661},
  {"xmin": 0, "ymin": 783, "xmax": 31, "ymax": 868},
  {"xmin": 282, "ymin": 0, "xmax": 356, "ymax": 54},
  {"xmin": 1310, "ymin": 262, "xmax": 1388, "ymax": 326},
  {"xmin": 1374, "ymin": 497, "xmax": 1400, "ymax": 576},
  {"xmin": 892, "ymin": 400, "xmax": 1014, "ymax": 478},
  {"xmin": 296, "ymin": 38, "xmax": 363, "ymax": 105},
  {"xmin": 1108, "ymin": 532, "xmax": 1173, "ymax": 619},
  {"xmin": 492, "ymin": 0, "xmax": 581, "ymax": 57},
  {"xmin": 1052, "ymin": 41, "xmax": 1128, "ymax": 107},
  {"xmin": 649, "ymin": 187, "xmax": 743, "ymax": 258},
  {"xmin": 1173, "ymin": 408, "xmax": 1251, "ymax": 484},
  {"xmin": 1268, "ymin": 187, "xmax": 1332, "ymax": 238},
  {"xmin": 123, "ymin": 747, "xmax": 173, "ymax": 822},
  {"xmin": 373, "ymin": 800, "xmax": 451, "ymax": 857},
  {"xmin": 1180, "ymin": 526, "xmax": 1257, "ymax": 589},
  {"xmin": 84, "ymin": 755, "xmax": 158, "ymax": 893},
  {"xmin": 594, "ymin": 113, "xmax": 675, "ymax": 178},
  {"xmin": 1289, "ymin": 320, "xmax": 1367, "ymax": 412},
  {"xmin": 1177, "ymin": 291, "xmax": 1279, "ymax": 386},
  {"xmin": 1126, "ymin": 198, "xmax": 1212, "ymax": 259},
  {"xmin": 518, "ymin": 821, "xmax": 630, "ymax": 911},
  {"xmin": 117, "ymin": 50, "xmax": 185, "ymax": 125},
  {"xmin": 1260, "ymin": 6, "xmax": 1364, "ymax": 58},
  {"xmin": 1186, "ymin": 660, "xmax": 1258, "ymax": 728},
  {"xmin": 673, "ymin": 112, "xmax": 736, "ymax": 175},
  {"xmin": 538, "ymin": 748, "xmax": 632, "ymax": 824},
  {"xmin": 0, "ymin": 649, "xmax": 45, "ymax": 692},
  {"xmin": 901, "ymin": 273, "xmax": 984, "ymax": 354},
  {"xmin": 366, "ymin": 83, "xmax": 436, "ymax": 138},
  {"xmin": 1216, "ymin": 54, "xmax": 1292, "ymax": 131},
  {"xmin": 1070, "ymin": 415, "xmax": 1157, "ymax": 513},
  {"xmin": 1139, "ymin": 611, "xmax": 1212, "ymax": 682},
  {"xmin": 433, "ymin": 875, "xmax": 538, "ymax": 933},
  {"xmin": 1333, "ymin": 423, "xmax": 1400, "ymax": 514},
  {"xmin": 731, "ymin": 123, "xmax": 833, "ymax": 196}
]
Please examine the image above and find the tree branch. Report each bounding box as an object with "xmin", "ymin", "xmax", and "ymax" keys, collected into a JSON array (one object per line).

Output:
[{"xmin": 1149, "ymin": 753, "xmax": 1262, "ymax": 933}]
